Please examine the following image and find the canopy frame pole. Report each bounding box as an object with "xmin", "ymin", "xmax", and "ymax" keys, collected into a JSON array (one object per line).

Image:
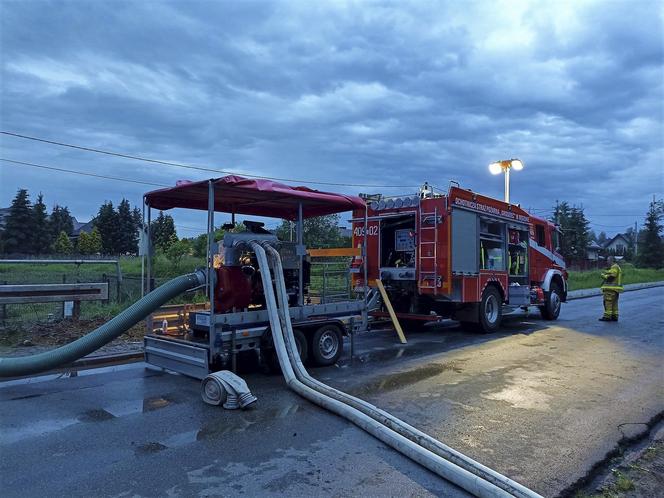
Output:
[
  {"xmin": 141, "ymin": 200, "xmax": 145, "ymax": 297},
  {"xmin": 298, "ymin": 202, "xmax": 304, "ymax": 307},
  {"xmin": 207, "ymin": 180, "xmax": 216, "ymax": 356},
  {"xmin": 146, "ymin": 203, "xmax": 152, "ymax": 292},
  {"xmin": 363, "ymin": 202, "xmax": 369, "ymax": 331}
]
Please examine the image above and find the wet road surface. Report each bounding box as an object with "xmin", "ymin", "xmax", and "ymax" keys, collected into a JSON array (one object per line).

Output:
[{"xmin": 1, "ymin": 287, "xmax": 662, "ymax": 497}]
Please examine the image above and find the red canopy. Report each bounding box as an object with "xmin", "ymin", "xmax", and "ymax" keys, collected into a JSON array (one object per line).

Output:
[{"xmin": 144, "ymin": 175, "xmax": 366, "ymax": 220}]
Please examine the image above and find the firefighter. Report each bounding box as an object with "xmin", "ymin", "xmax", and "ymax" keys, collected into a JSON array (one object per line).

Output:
[{"xmin": 599, "ymin": 256, "xmax": 623, "ymax": 321}]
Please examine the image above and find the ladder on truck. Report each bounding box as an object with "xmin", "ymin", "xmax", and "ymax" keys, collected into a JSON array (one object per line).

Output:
[{"xmin": 418, "ymin": 205, "xmax": 439, "ymax": 294}]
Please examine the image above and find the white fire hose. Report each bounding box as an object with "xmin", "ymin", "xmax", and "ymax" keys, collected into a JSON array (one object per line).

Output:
[{"xmin": 249, "ymin": 241, "xmax": 542, "ymax": 498}]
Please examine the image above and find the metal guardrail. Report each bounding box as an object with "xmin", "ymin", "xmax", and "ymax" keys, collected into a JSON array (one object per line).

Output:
[{"xmin": 0, "ymin": 283, "xmax": 109, "ymax": 304}]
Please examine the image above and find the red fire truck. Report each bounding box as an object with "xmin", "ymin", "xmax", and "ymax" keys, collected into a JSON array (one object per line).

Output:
[{"xmin": 351, "ymin": 183, "xmax": 567, "ymax": 333}]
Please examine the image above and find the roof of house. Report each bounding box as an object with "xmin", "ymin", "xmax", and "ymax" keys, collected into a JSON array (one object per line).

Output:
[
  {"xmin": 71, "ymin": 220, "xmax": 94, "ymax": 236},
  {"xmin": 603, "ymin": 233, "xmax": 630, "ymax": 248},
  {"xmin": 587, "ymin": 240, "xmax": 602, "ymax": 250}
]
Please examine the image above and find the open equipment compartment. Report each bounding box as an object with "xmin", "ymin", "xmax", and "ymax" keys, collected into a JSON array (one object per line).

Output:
[{"xmin": 379, "ymin": 212, "xmax": 417, "ymax": 281}]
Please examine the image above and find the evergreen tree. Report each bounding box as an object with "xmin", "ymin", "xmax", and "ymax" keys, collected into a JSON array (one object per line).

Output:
[
  {"xmin": 32, "ymin": 193, "xmax": 51, "ymax": 254},
  {"xmin": 78, "ymin": 227, "xmax": 102, "ymax": 255},
  {"xmin": 637, "ymin": 198, "xmax": 663, "ymax": 268},
  {"xmin": 94, "ymin": 201, "xmax": 120, "ymax": 254},
  {"xmin": 2, "ymin": 189, "xmax": 33, "ymax": 254},
  {"xmin": 116, "ymin": 198, "xmax": 139, "ymax": 254},
  {"xmin": 150, "ymin": 211, "xmax": 177, "ymax": 252},
  {"xmin": 50, "ymin": 205, "xmax": 74, "ymax": 240},
  {"xmin": 88, "ymin": 227, "xmax": 103, "ymax": 254},
  {"xmin": 53, "ymin": 230, "xmax": 73, "ymax": 254},
  {"xmin": 552, "ymin": 202, "xmax": 589, "ymax": 261}
]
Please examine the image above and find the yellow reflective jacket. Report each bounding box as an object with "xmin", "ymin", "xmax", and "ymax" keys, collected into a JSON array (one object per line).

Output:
[{"xmin": 601, "ymin": 263, "xmax": 623, "ymax": 292}]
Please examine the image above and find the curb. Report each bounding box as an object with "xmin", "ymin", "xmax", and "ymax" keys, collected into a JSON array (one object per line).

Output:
[{"xmin": 567, "ymin": 281, "xmax": 664, "ymax": 300}]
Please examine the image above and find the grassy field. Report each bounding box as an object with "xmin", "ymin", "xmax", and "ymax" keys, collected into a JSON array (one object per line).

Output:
[
  {"xmin": 567, "ymin": 263, "xmax": 664, "ymax": 291},
  {"xmin": 2, "ymin": 258, "xmax": 662, "ymax": 329}
]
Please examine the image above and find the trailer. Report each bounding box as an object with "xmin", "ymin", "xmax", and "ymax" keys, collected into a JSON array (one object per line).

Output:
[
  {"xmin": 351, "ymin": 183, "xmax": 568, "ymax": 333},
  {"xmin": 140, "ymin": 175, "xmax": 369, "ymax": 379}
]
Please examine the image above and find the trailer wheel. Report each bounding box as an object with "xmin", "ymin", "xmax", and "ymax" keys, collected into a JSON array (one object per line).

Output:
[
  {"xmin": 293, "ymin": 329, "xmax": 309, "ymax": 363},
  {"xmin": 310, "ymin": 324, "xmax": 343, "ymax": 366},
  {"xmin": 540, "ymin": 282, "xmax": 562, "ymax": 320},
  {"xmin": 265, "ymin": 328, "xmax": 308, "ymax": 373},
  {"xmin": 477, "ymin": 287, "xmax": 503, "ymax": 333}
]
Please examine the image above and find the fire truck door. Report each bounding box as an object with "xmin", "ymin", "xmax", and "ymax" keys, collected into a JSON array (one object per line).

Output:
[{"xmin": 451, "ymin": 208, "xmax": 479, "ymax": 274}]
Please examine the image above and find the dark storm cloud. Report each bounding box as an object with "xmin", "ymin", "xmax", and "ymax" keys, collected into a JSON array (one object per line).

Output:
[{"xmin": 1, "ymin": 0, "xmax": 662, "ymax": 234}]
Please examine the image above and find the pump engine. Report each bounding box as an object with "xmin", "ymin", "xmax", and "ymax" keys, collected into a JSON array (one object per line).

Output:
[{"xmin": 214, "ymin": 222, "xmax": 309, "ymax": 313}]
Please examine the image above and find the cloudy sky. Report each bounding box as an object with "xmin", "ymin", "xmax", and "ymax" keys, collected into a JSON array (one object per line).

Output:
[{"xmin": 1, "ymin": 0, "xmax": 662, "ymax": 237}]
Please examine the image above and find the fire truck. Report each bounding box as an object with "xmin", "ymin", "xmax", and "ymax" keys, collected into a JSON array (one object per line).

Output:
[{"xmin": 351, "ymin": 183, "xmax": 567, "ymax": 333}]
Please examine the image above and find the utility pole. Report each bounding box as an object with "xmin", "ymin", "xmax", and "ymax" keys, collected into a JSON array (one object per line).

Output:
[{"xmin": 634, "ymin": 220, "xmax": 638, "ymax": 256}]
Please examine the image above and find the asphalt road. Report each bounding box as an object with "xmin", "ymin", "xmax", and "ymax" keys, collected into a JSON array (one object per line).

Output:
[{"xmin": 1, "ymin": 287, "xmax": 662, "ymax": 497}]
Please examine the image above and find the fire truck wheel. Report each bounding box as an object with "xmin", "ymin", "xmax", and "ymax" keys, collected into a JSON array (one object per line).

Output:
[
  {"xmin": 311, "ymin": 324, "xmax": 343, "ymax": 366},
  {"xmin": 477, "ymin": 287, "xmax": 503, "ymax": 333},
  {"xmin": 540, "ymin": 282, "xmax": 562, "ymax": 320}
]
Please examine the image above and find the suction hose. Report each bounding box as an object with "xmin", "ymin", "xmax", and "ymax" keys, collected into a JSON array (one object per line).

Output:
[
  {"xmin": 0, "ymin": 270, "xmax": 206, "ymax": 378},
  {"xmin": 262, "ymin": 244, "xmax": 540, "ymax": 498},
  {"xmin": 249, "ymin": 242, "xmax": 514, "ymax": 498}
]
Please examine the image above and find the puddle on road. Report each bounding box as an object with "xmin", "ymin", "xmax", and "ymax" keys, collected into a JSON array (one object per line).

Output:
[
  {"xmin": 341, "ymin": 341, "xmax": 450, "ymax": 366},
  {"xmin": 134, "ymin": 403, "xmax": 302, "ymax": 455},
  {"xmin": 135, "ymin": 441, "xmax": 168, "ymax": 455},
  {"xmin": 349, "ymin": 361, "xmax": 465, "ymax": 396},
  {"xmin": 481, "ymin": 368, "xmax": 560, "ymax": 411},
  {"xmin": 78, "ymin": 409, "xmax": 116, "ymax": 422},
  {"xmin": 0, "ymin": 417, "xmax": 79, "ymax": 445},
  {"xmin": 104, "ymin": 394, "xmax": 178, "ymax": 417}
]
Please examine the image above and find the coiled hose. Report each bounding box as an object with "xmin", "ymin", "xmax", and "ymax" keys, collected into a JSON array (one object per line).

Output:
[{"xmin": 0, "ymin": 270, "xmax": 206, "ymax": 378}]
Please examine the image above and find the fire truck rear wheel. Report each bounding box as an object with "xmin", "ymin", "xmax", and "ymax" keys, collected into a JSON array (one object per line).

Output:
[
  {"xmin": 477, "ymin": 287, "xmax": 503, "ymax": 333},
  {"xmin": 311, "ymin": 324, "xmax": 343, "ymax": 366},
  {"xmin": 540, "ymin": 282, "xmax": 562, "ymax": 320}
]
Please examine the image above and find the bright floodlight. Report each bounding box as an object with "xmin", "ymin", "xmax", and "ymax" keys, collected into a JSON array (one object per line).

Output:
[
  {"xmin": 510, "ymin": 159, "xmax": 524, "ymax": 170},
  {"xmin": 489, "ymin": 162, "xmax": 503, "ymax": 175}
]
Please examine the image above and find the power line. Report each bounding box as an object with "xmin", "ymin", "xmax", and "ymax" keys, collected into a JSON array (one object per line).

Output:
[
  {"xmin": 0, "ymin": 158, "xmax": 170, "ymax": 187},
  {"xmin": 1, "ymin": 130, "xmax": 419, "ymax": 189}
]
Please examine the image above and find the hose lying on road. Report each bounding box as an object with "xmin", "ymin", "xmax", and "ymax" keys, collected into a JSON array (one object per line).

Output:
[
  {"xmin": 262, "ymin": 243, "xmax": 540, "ymax": 498},
  {"xmin": 250, "ymin": 241, "xmax": 541, "ymax": 498},
  {"xmin": 0, "ymin": 270, "xmax": 206, "ymax": 378}
]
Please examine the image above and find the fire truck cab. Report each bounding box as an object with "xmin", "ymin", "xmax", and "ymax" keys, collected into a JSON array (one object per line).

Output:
[{"xmin": 352, "ymin": 184, "xmax": 567, "ymax": 333}]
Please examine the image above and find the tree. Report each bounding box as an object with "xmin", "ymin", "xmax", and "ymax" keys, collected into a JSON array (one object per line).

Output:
[
  {"xmin": 165, "ymin": 237, "xmax": 190, "ymax": 269},
  {"xmin": 116, "ymin": 198, "xmax": 139, "ymax": 254},
  {"xmin": 552, "ymin": 202, "xmax": 589, "ymax": 262},
  {"xmin": 151, "ymin": 211, "xmax": 177, "ymax": 252},
  {"xmin": 50, "ymin": 205, "xmax": 74, "ymax": 240},
  {"xmin": 78, "ymin": 227, "xmax": 102, "ymax": 255},
  {"xmin": 597, "ymin": 231, "xmax": 608, "ymax": 246},
  {"xmin": 94, "ymin": 201, "xmax": 120, "ymax": 254},
  {"xmin": 2, "ymin": 189, "xmax": 33, "ymax": 254},
  {"xmin": 32, "ymin": 193, "xmax": 51, "ymax": 254},
  {"xmin": 191, "ymin": 233, "xmax": 208, "ymax": 258},
  {"xmin": 53, "ymin": 230, "xmax": 73, "ymax": 254},
  {"xmin": 637, "ymin": 198, "xmax": 663, "ymax": 268},
  {"xmin": 275, "ymin": 214, "xmax": 345, "ymax": 248}
]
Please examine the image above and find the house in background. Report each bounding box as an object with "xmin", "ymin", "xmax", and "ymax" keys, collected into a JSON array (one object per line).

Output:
[
  {"xmin": 603, "ymin": 233, "xmax": 631, "ymax": 256},
  {"xmin": 70, "ymin": 218, "xmax": 94, "ymax": 242},
  {"xmin": 587, "ymin": 240, "xmax": 602, "ymax": 261}
]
